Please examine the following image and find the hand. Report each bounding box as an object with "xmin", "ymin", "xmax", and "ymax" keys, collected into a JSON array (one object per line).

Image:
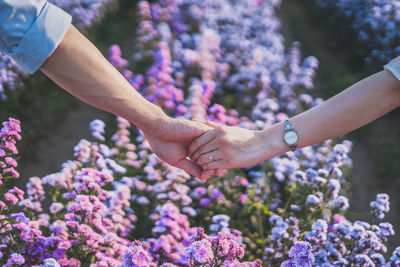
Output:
[
  {"xmin": 188, "ymin": 121, "xmax": 267, "ymax": 178},
  {"xmin": 144, "ymin": 117, "xmax": 218, "ymax": 181}
]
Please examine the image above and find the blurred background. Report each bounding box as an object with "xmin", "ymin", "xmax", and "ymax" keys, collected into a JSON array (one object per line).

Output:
[{"xmin": 0, "ymin": 0, "xmax": 399, "ymax": 249}]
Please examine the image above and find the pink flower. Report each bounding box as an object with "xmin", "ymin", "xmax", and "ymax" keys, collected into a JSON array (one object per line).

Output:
[
  {"xmin": 4, "ymin": 157, "xmax": 17, "ymax": 167},
  {"xmin": 240, "ymin": 194, "xmax": 248, "ymax": 205},
  {"xmin": 8, "ymin": 187, "xmax": 24, "ymax": 200},
  {"xmin": 67, "ymin": 258, "xmax": 81, "ymax": 267},
  {"xmin": 50, "ymin": 202, "xmax": 64, "ymax": 213},
  {"xmin": 58, "ymin": 240, "xmax": 72, "ymax": 250},
  {"xmin": 64, "ymin": 213, "xmax": 76, "ymax": 220},
  {"xmin": 4, "ymin": 167, "xmax": 19, "ymax": 178},
  {"xmin": 4, "ymin": 192, "xmax": 18, "ymax": 204}
]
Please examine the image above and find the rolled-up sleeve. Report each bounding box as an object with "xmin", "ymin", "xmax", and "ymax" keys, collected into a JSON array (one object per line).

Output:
[
  {"xmin": 0, "ymin": 0, "xmax": 72, "ymax": 74},
  {"xmin": 384, "ymin": 56, "xmax": 400, "ymax": 82}
]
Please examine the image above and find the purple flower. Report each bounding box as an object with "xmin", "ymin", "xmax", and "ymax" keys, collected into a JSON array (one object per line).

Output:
[
  {"xmin": 210, "ymin": 188, "xmax": 223, "ymax": 200},
  {"xmin": 280, "ymin": 259, "xmax": 295, "ymax": 267},
  {"xmin": 185, "ymin": 239, "xmax": 214, "ymax": 264},
  {"xmin": 332, "ymin": 196, "xmax": 349, "ymax": 211},
  {"xmin": 199, "ymin": 198, "xmax": 211, "ymax": 207},
  {"xmin": 122, "ymin": 240, "xmax": 154, "ymax": 267},
  {"xmin": 287, "ymin": 241, "xmax": 314, "ymax": 267},
  {"xmin": 305, "ymin": 194, "xmax": 321, "ymax": 206},
  {"xmin": 370, "ymin": 193, "xmax": 390, "ymax": 219},
  {"xmin": 7, "ymin": 253, "xmax": 25, "ymax": 265},
  {"xmin": 42, "ymin": 258, "xmax": 61, "ymax": 267}
]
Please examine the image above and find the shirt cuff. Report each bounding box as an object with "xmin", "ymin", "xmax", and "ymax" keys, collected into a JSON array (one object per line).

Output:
[
  {"xmin": 9, "ymin": 2, "xmax": 72, "ymax": 74},
  {"xmin": 384, "ymin": 56, "xmax": 400, "ymax": 82}
]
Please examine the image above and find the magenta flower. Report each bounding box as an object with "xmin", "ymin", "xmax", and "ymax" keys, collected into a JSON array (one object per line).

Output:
[{"xmin": 4, "ymin": 192, "xmax": 18, "ymax": 204}]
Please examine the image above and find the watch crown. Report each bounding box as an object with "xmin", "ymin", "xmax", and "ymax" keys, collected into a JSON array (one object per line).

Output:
[{"xmin": 284, "ymin": 120, "xmax": 293, "ymax": 131}]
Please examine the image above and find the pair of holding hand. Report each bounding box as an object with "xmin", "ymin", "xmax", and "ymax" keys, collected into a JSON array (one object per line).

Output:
[
  {"xmin": 144, "ymin": 117, "xmax": 263, "ymax": 182},
  {"xmin": 188, "ymin": 120, "xmax": 265, "ymax": 180},
  {"xmin": 146, "ymin": 116, "xmax": 282, "ymax": 182}
]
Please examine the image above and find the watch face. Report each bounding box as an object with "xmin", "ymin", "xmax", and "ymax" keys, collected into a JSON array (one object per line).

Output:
[{"xmin": 284, "ymin": 131, "xmax": 298, "ymax": 145}]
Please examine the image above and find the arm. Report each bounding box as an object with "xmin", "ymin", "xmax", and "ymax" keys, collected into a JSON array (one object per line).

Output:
[
  {"xmin": 40, "ymin": 25, "xmax": 215, "ymax": 178},
  {"xmin": 189, "ymin": 70, "xmax": 400, "ymax": 178},
  {"xmin": 40, "ymin": 25, "xmax": 165, "ymax": 135}
]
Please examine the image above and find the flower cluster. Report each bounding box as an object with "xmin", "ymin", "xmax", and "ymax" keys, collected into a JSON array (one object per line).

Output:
[
  {"xmin": 280, "ymin": 241, "xmax": 314, "ymax": 267},
  {"xmin": 0, "ymin": 118, "xmax": 21, "ymax": 182},
  {"xmin": 315, "ymin": 0, "xmax": 400, "ymax": 63},
  {"xmin": 0, "ymin": 53, "xmax": 27, "ymax": 101},
  {"xmin": 49, "ymin": 0, "xmax": 114, "ymax": 31},
  {"xmin": 0, "ymin": 0, "xmax": 399, "ymax": 266}
]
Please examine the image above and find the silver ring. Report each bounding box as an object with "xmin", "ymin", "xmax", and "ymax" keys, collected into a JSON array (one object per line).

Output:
[{"xmin": 209, "ymin": 152, "xmax": 214, "ymax": 161}]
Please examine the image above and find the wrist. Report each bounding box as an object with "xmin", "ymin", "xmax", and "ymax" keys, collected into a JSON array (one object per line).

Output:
[
  {"xmin": 259, "ymin": 122, "xmax": 289, "ymax": 159},
  {"xmin": 137, "ymin": 105, "xmax": 169, "ymax": 137}
]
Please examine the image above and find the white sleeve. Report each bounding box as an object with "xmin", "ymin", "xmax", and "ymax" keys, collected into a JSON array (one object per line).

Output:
[{"xmin": 384, "ymin": 56, "xmax": 400, "ymax": 82}]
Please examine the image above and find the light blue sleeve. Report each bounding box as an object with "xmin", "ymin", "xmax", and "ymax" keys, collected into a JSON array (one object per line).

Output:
[{"xmin": 0, "ymin": 0, "xmax": 72, "ymax": 74}]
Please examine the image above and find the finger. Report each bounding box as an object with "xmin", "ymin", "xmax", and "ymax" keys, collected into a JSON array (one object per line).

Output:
[
  {"xmin": 197, "ymin": 150, "xmax": 222, "ymax": 165},
  {"xmin": 188, "ymin": 129, "xmax": 217, "ymax": 157},
  {"xmin": 170, "ymin": 119, "xmax": 213, "ymax": 142},
  {"xmin": 200, "ymin": 169, "xmax": 217, "ymax": 181},
  {"xmin": 202, "ymin": 159, "xmax": 225, "ymax": 170},
  {"xmin": 173, "ymin": 158, "xmax": 202, "ymax": 178},
  {"xmin": 192, "ymin": 142, "xmax": 219, "ymax": 162}
]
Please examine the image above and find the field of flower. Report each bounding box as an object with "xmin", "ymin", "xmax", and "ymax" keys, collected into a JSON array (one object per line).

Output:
[{"xmin": 1, "ymin": 0, "xmax": 400, "ymax": 266}]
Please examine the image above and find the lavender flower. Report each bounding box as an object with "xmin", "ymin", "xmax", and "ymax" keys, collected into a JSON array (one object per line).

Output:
[
  {"xmin": 281, "ymin": 241, "xmax": 314, "ymax": 267},
  {"xmin": 7, "ymin": 253, "xmax": 25, "ymax": 265},
  {"xmin": 370, "ymin": 193, "xmax": 390, "ymax": 219}
]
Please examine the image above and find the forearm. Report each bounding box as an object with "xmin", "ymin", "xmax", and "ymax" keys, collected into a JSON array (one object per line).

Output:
[
  {"xmin": 40, "ymin": 25, "xmax": 166, "ymax": 134},
  {"xmin": 261, "ymin": 70, "xmax": 400, "ymax": 158}
]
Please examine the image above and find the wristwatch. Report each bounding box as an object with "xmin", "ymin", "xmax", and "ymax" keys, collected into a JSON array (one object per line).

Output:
[{"xmin": 283, "ymin": 119, "xmax": 298, "ymax": 151}]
